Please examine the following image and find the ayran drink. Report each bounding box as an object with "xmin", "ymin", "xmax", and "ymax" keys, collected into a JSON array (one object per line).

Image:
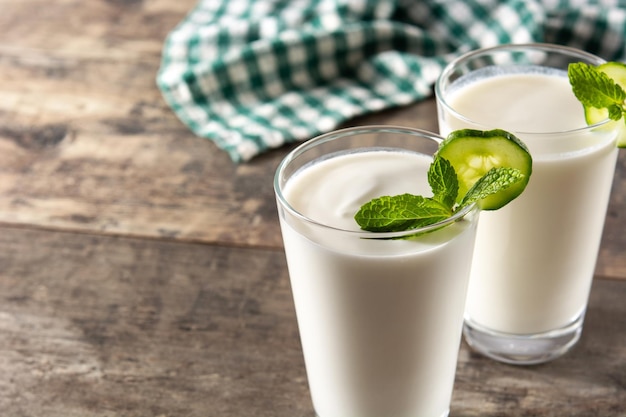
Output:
[
  {"xmin": 274, "ymin": 126, "xmax": 480, "ymax": 417},
  {"xmin": 436, "ymin": 44, "xmax": 619, "ymax": 364}
]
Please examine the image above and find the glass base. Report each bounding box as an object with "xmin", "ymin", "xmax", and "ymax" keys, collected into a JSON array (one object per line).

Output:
[
  {"xmin": 316, "ymin": 411, "xmax": 448, "ymax": 417},
  {"xmin": 463, "ymin": 314, "xmax": 583, "ymax": 365}
]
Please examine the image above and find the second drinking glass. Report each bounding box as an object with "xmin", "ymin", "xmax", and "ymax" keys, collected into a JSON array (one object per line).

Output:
[{"xmin": 435, "ymin": 43, "xmax": 619, "ymax": 365}]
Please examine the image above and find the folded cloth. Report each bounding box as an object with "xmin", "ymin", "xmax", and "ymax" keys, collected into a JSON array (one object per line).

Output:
[{"xmin": 157, "ymin": 0, "xmax": 626, "ymax": 162}]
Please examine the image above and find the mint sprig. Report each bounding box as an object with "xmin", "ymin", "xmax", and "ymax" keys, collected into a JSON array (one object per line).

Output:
[
  {"xmin": 354, "ymin": 155, "xmax": 524, "ymax": 234},
  {"xmin": 428, "ymin": 155, "xmax": 458, "ymax": 208},
  {"xmin": 354, "ymin": 194, "xmax": 451, "ymax": 232},
  {"xmin": 568, "ymin": 62, "xmax": 626, "ymax": 122},
  {"xmin": 459, "ymin": 167, "xmax": 525, "ymax": 208}
]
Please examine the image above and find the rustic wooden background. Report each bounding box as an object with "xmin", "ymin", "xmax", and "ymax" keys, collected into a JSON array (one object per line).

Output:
[{"xmin": 0, "ymin": 0, "xmax": 624, "ymax": 277}]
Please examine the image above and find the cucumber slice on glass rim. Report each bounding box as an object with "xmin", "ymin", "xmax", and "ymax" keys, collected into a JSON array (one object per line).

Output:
[
  {"xmin": 436, "ymin": 129, "xmax": 532, "ymax": 210},
  {"xmin": 583, "ymin": 62, "xmax": 626, "ymax": 148}
]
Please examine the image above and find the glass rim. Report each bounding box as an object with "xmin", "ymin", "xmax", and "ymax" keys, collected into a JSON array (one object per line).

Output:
[
  {"xmin": 273, "ymin": 125, "xmax": 478, "ymax": 239},
  {"xmin": 434, "ymin": 42, "xmax": 612, "ymax": 136}
]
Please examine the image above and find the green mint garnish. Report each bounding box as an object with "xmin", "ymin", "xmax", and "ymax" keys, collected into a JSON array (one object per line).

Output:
[
  {"xmin": 428, "ymin": 155, "xmax": 458, "ymax": 209},
  {"xmin": 460, "ymin": 167, "xmax": 525, "ymax": 208},
  {"xmin": 354, "ymin": 194, "xmax": 451, "ymax": 233},
  {"xmin": 354, "ymin": 155, "xmax": 524, "ymax": 234},
  {"xmin": 568, "ymin": 62, "xmax": 626, "ymax": 122}
]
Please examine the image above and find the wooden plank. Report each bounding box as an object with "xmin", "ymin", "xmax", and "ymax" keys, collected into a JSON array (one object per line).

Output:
[
  {"xmin": 0, "ymin": 227, "xmax": 624, "ymax": 416},
  {"xmin": 0, "ymin": 31, "xmax": 441, "ymax": 250},
  {"xmin": 0, "ymin": 0, "xmax": 282, "ymax": 247},
  {"xmin": 0, "ymin": 226, "xmax": 310, "ymax": 417},
  {"xmin": 601, "ymin": 153, "xmax": 626, "ymax": 278},
  {"xmin": 0, "ymin": 0, "xmax": 195, "ymax": 60}
]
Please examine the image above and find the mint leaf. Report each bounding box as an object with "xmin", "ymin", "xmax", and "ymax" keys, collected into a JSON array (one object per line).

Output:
[
  {"xmin": 354, "ymin": 194, "xmax": 451, "ymax": 232},
  {"xmin": 428, "ymin": 156, "xmax": 458, "ymax": 210},
  {"xmin": 460, "ymin": 167, "xmax": 524, "ymax": 208},
  {"xmin": 608, "ymin": 103, "xmax": 623, "ymax": 121},
  {"xmin": 568, "ymin": 62, "xmax": 626, "ymax": 120}
]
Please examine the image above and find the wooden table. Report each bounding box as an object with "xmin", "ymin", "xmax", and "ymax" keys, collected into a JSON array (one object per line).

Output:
[{"xmin": 1, "ymin": 1, "xmax": 624, "ymax": 416}]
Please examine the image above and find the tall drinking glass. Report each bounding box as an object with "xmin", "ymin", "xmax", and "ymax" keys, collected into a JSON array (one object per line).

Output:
[
  {"xmin": 435, "ymin": 43, "xmax": 619, "ymax": 365},
  {"xmin": 274, "ymin": 126, "xmax": 480, "ymax": 417}
]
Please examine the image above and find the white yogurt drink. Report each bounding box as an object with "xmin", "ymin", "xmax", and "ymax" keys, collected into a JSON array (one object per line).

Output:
[
  {"xmin": 436, "ymin": 44, "xmax": 619, "ymax": 364},
  {"xmin": 274, "ymin": 127, "xmax": 479, "ymax": 417}
]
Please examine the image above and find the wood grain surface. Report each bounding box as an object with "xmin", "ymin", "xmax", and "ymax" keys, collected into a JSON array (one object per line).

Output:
[{"xmin": 0, "ymin": 227, "xmax": 624, "ymax": 417}]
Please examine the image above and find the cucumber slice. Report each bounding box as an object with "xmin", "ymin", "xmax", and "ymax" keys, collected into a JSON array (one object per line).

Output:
[
  {"xmin": 584, "ymin": 62, "xmax": 626, "ymax": 148},
  {"xmin": 437, "ymin": 129, "xmax": 532, "ymax": 210}
]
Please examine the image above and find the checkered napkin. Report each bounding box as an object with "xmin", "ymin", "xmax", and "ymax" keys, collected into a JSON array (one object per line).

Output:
[{"xmin": 157, "ymin": 0, "xmax": 626, "ymax": 162}]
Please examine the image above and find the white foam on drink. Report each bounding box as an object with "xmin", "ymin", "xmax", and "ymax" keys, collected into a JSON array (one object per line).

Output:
[
  {"xmin": 447, "ymin": 65, "xmax": 568, "ymax": 96},
  {"xmin": 443, "ymin": 65, "xmax": 590, "ymax": 139}
]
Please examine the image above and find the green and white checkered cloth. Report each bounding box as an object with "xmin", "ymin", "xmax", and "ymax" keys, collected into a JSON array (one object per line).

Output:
[{"xmin": 157, "ymin": 0, "xmax": 626, "ymax": 162}]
